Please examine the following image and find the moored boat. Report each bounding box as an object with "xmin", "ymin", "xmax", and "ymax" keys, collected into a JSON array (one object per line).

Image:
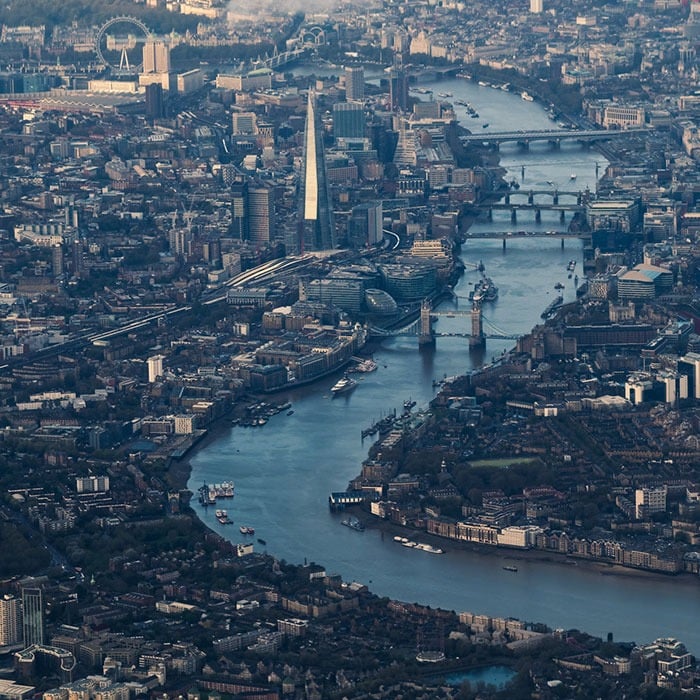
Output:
[
  {"xmin": 341, "ymin": 515, "xmax": 365, "ymax": 531},
  {"xmin": 331, "ymin": 375, "xmax": 358, "ymax": 395},
  {"xmin": 239, "ymin": 525, "xmax": 255, "ymax": 535}
]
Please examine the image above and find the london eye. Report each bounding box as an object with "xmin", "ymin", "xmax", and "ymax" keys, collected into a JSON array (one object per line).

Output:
[{"xmin": 95, "ymin": 16, "xmax": 152, "ymax": 73}]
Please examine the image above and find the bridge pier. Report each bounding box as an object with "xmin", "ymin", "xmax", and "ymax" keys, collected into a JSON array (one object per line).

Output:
[
  {"xmin": 510, "ymin": 209, "xmax": 517, "ymax": 223},
  {"xmin": 560, "ymin": 209, "xmax": 566, "ymax": 223},
  {"xmin": 502, "ymin": 238, "xmax": 506, "ymax": 250},
  {"xmin": 418, "ymin": 300, "xmax": 435, "ymax": 348},
  {"xmin": 469, "ymin": 304, "xmax": 485, "ymax": 350},
  {"xmin": 535, "ymin": 209, "xmax": 541, "ymax": 223},
  {"xmin": 576, "ymin": 193, "xmax": 582, "ymax": 205},
  {"xmin": 553, "ymin": 191, "xmax": 559, "ymax": 205},
  {"xmin": 504, "ymin": 193, "xmax": 510, "ymax": 204},
  {"xmin": 561, "ymin": 238, "xmax": 565, "ymax": 249},
  {"xmin": 527, "ymin": 191, "xmax": 534, "ymax": 204}
]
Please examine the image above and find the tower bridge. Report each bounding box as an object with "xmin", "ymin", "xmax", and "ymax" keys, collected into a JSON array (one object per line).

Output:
[{"xmin": 367, "ymin": 300, "xmax": 521, "ymax": 349}]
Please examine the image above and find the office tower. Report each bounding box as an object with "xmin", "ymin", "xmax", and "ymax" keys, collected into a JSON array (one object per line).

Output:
[
  {"xmin": 345, "ymin": 66, "xmax": 364, "ymax": 101},
  {"xmin": 389, "ymin": 63, "xmax": 408, "ymax": 112},
  {"xmin": 21, "ymin": 587, "xmax": 43, "ymax": 648},
  {"xmin": 145, "ymin": 83, "xmax": 164, "ymax": 120},
  {"xmin": 333, "ymin": 102, "xmax": 365, "ymax": 139},
  {"xmin": 142, "ymin": 41, "xmax": 171, "ymax": 73},
  {"xmin": 231, "ymin": 179, "xmax": 248, "ymax": 240},
  {"xmin": 299, "ymin": 92, "xmax": 335, "ymax": 251},
  {"xmin": 0, "ymin": 595, "xmax": 22, "ymax": 646},
  {"xmin": 679, "ymin": 352, "xmax": 700, "ymax": 398},
  {"xmin": 147, "ymin": 355, "xmax": 164, "ymax": 383},
  {"xmin": 348, "ymin": 201, "xmax": 383, "ymax": 249},
  {"xmin": 248, "ymin": 185, "xmax": 274, "ymax": 246},
  {"xmin": 530, "ymin": 0, "xmax": 543, "ymax": 12}
]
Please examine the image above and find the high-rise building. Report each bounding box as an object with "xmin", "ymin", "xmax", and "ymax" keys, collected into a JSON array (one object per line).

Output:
[
  {"xmin": 21, "ymin": 587, "xmax": 43, "ymax": 648},
  {"xmin": 51, "ymin": 244, "xmax": 63, "ymax": 278},
  {"xmin": 389, "ymin": 64, "xmax": 408, "ymax": 112},
  {"xmin": 679, "ymin": 351, "xmax": 700, "ymax": 399},
  {"xmin": 248, "ymin": 185, "xmax": 274, "ymax": 246},
  {"xmin": 348, "ymin": 201, "xmax": 383, "ymax": 249},
  {"xmin": 530, "ymin": 0, "xmax": 543, "ymax": 12},
  {"xmin": 345, "ymin": 66, "xmax": 364, "ymax": 101},
  {"xmin": 147, "ymin": 355, "xmax": 164, "ymax": 383},
  {"xmin": 0, "ymin": 595, "xmax": 22, "ymax": 647},
  {"xmin": 145, "ymin": 83, "xmax": 164, "ymax": 120},
  {"xmin": 299, "ymin": 92, "xmax": 335, "ymax": 251},
  {"xmin": 231, "ymin": 179, "xmax": 248, "ymax": 240},
  {"xmin": 333, "ymin": 102, "xmax": 365, "ymax": 139},
  {"xmin": 142, "ymin": 41, "xmax": 170, "ymax": 73}
]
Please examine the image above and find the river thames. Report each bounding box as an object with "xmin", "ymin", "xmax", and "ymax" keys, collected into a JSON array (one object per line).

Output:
[{"xmin": 189, "ymin": 73, "xmax": 700, "ymax": 653}]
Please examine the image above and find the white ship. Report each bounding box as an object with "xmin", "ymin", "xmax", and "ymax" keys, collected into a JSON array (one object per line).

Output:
[{"xmin": 331, "ymin": 375, "xmax": 358, "ymax": 395}]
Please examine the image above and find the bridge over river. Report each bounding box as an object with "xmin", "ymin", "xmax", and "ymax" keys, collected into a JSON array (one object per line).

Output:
[
  {"xmin": 368, "ymin": 300, "xmax": 521, "ymax": 349},
  {"xmin": 460, "ymin": 127, "xmax": 649, "ymax": 147}
]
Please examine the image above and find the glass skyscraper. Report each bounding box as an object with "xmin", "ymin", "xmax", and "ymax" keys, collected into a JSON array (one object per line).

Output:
[
  {"xmin": 21, "ymin": 587, "xmax": 43, "ymax": 648},
  {"xmin": 299, "ymin": 92, "xmax": 335, "ymax": 251},
  {"xmin": 333, "ymin": 102, "xmax": 365, "ymax": 139}
]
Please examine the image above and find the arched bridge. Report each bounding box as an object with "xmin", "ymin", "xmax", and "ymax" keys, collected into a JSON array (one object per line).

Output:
[{"xmin": 460, "ymin": 127, "xmax": 649, "ymax": 146}]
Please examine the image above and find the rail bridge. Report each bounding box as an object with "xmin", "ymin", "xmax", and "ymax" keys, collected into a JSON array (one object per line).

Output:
[
  {"xmin": 367, "ymin": 300, "xmax": 521, "ymax": 349},
  {"xmin": 459, "ymin": 127, "xmax": 649, "ymax": 147}
]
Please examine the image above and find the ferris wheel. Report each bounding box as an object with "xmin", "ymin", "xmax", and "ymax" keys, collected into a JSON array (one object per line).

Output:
[{"xmin": 95, "ymin": 16, "xmax": 152, "ymax": 72}]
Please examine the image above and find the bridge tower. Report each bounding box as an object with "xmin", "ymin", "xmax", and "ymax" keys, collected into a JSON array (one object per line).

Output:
[
  {"xmin": 469, "ymin": 303, "xmax": 485, "ymax": 350},
  {"xmin": 419, "ymin": 299, "xmax": 435, "ymax": 348}
]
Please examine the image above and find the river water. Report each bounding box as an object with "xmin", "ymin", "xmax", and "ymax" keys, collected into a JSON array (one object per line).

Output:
[{"xmin": 188, "ymin": 73, "xmax": 700, "ymax": 652}]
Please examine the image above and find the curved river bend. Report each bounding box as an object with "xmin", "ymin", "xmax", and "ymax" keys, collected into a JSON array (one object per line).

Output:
[{"xmin": 189, "ymin": 75, "xmax": 700, "ymax": 653}]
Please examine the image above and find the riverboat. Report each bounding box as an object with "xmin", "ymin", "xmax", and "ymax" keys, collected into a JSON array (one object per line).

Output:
[
  {"xmin": 239, "ymin": 525, "xmax": 255, "ymax": 535},
  {"xmin": 215, "ymin": 509, "xmax": 230, "ymax": 524},
  {"xmin": 521, "ymin": 91, "xmax": 534, "ymax": 101},
  {"xmin": 348, "ymin": 358, "xmax": 377, "ymax": 373},
  {"xmin": 415, "ymin": 543, "xmax": 444, "ymax": 554},
  {"xmin": 503, "ymin": 565, "xmax": 518, "ymax": 572}
]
